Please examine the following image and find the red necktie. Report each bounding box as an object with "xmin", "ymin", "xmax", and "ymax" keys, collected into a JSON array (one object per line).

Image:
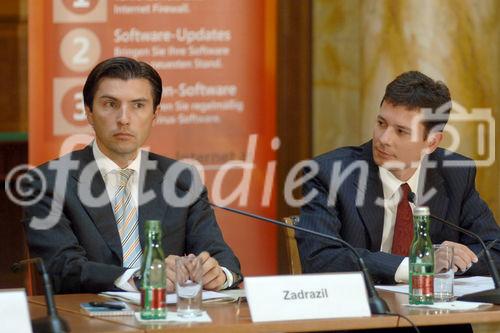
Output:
[{"xmin": 391, "ymin": 183, "xmax": 413, "ymax": 256}]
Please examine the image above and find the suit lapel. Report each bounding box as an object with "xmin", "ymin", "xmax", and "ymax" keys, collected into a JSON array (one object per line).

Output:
[
  {"xmin": 354, "ymin": 143, "xmax": 449, "ymax": 248},
  {"xmin": 137, "ymin": 151, "xmax": 169, "ymax": 248},
  {"xmin": 417, "ymin": 154, "xmax": 448, "ymax": 237},
  {"xmin": 72, "ymin": 145, "xmax": 124, "ymax": 263},
  {"xmin": 355, "ymin": 142, "xmax": 385, "ymax": 251}
]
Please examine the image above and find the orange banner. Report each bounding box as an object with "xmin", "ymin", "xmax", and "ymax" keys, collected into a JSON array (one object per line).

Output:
[{"xmin": 29, "ymin": 0, "xmax": 277, "ymax": 276}]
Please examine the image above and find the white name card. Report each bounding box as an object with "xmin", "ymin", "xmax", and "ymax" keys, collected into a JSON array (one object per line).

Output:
[
  {"xmin": 0, "ymin": 289, "xmax": 32, "ymax": 333},
  {"xmin": 244, "ymin": 273, "xmax": 370, "ymax": 322}
]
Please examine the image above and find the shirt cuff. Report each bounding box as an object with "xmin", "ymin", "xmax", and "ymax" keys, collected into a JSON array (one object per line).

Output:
[
  {"xmin": 219, "ymin": 266, "xmax": 233, "ymax": 290},
  {"xmin": 114, "ymin": 268, "xmax": 140, "ymax": 292},
  {"xmin": 395, "ymin": 257, "xmax": 409, "ymax": 283}
]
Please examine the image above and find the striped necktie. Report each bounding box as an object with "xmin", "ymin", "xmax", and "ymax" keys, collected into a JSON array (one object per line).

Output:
[{"xmin": 113, "ymin": 169, "xmax": 142, "ymax": 268}]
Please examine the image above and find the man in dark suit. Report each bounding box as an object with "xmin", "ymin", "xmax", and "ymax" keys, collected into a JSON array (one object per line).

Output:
[
  {"xmin": 297, "ymin": 71, "xmax": 500, "ymax": 286},
  {"xmin": 22, "ymin": 57, "xmax": 241, "ymax": 293}
]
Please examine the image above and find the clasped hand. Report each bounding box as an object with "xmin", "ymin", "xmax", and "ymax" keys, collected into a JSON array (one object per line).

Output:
[{"xmin": 164, "ymin": 251, "xmax": 227, "ymax": 292}]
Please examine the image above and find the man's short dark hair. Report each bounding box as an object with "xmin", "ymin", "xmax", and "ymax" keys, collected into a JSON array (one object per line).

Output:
[
  {"xmin": 381, "ymin": 71, "xmax": 451, "ymax": 135},
  {"xmin": 83, "ymin": 57, "xmax": 162, "ymax": 111}
]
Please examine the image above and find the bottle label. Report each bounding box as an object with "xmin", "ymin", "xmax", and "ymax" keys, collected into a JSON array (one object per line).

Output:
[
  {"xmin": 141, "ymin": 288, "xmax": 166, "ymax": 309},
  {"xmin": 411, "ymin": 275, "xmax": 434, "ymax": 296}
]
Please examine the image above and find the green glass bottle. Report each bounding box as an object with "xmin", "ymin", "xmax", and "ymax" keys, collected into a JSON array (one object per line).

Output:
[
  {"xmin": 409, "ymin": 206, "xmax": 434, "ymax": 304},
  {"xmin": 140, "ymin": 220, "xmax": 167, "ymax": 319}
]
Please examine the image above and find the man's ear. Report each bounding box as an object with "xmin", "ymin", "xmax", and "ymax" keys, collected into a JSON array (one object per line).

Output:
[
  {"xmin": 152, "ymin": 106, "xmax": 159, "ymax": 123},
  {"xmin": 85, "ymin": 106, "xmax": 93, "ymax": 127},
  {"xmin": 424, "ymin": 132, "xmax": 443, "ymax": 154}
]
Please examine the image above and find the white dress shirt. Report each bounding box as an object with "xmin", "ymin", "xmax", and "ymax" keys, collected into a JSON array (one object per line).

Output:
[
  {"xmin": 378, "ymin": 164, "xmax": 420, "ymax": 283},
  {"xmin": 93, "ymin": 141, "xmax": 142, "ymax": 291}
]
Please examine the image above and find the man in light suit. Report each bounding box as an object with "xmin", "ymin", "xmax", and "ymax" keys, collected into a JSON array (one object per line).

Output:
[
  {"xmin": 22, "ymin": 57, "xmax": 241, "ymax": 294},
  {"xmin": 297, "ymin": 71, "xmax": 500, "ymax": 286}
]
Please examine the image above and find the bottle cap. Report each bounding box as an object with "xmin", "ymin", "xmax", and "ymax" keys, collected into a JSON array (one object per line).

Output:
[
  {"xmin": 145, "ymin": 220, "xmax": 161, "ymax": 231},
  {"xmin": 413, "ymin": 206, "xmax": 430, "ymax": 216}
]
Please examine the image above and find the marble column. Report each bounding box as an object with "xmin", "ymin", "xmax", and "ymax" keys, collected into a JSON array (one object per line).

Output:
[{"xmin": 313, "ymin": 0, "xmax": 499, "ymax": 220}]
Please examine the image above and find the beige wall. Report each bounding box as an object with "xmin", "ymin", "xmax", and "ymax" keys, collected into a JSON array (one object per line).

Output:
[{"xmin": 313, "ymin": 0, "xmax": 500, "ymax": 221}]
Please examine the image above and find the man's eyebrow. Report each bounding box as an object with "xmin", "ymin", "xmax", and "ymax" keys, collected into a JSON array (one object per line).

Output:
[
  {"xmin": 131, "ymin": 98, "xmax": 148, "ymax": 103},
  {"xmin": 396, "ymin": 125, "xmax": 412, "ymax": 132},
  {"xmin": 97, "ymin": 96, "xmax": 149, "ymax": 103},
  {"xmin": 377, "ymin": 115, "xmax": 411, "ymax": 131},
  {"xmin": 98, "ymin": 95, "xmax": 118, "ymax": 100}
]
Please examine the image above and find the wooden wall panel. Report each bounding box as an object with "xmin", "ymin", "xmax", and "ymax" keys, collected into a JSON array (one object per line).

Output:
[
  {"xmin": 0, "ymin": 141, "xmax": 28, "ymax": 289},
  {"xmin": 0, "ymin": 0, "xmax": 27, "ymax": 132},
  {"xmin": 277, "ymin": 0, "xmax": 312, "ymax": 273}
]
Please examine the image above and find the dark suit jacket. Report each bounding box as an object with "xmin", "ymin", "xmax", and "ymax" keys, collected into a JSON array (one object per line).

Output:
[
  {"xmin": 22, "ymin": 145, "xmax": 241, "ymax": 293},
  {"xmin": 297, "ymin": 141, "xmax": 500, "ymax": 284}
]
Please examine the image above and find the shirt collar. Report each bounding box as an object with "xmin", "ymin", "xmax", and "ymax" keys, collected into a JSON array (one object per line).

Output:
[
  {"xmin": 378, "ymin": 163, "xmax": 421, "ymax": 200},
  {"xmin": 92, "ymin": 141, "xmax": 141, "ymax": 180}
]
